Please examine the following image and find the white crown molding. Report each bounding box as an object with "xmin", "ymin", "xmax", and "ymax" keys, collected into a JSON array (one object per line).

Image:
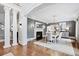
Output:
[
  {"xmin": 0, "ymin": 3, "xmax": 21, "ymax": 11},
  {"xmin": 23, "ymin": 3, "xmax": 42, "ymax": 16}
]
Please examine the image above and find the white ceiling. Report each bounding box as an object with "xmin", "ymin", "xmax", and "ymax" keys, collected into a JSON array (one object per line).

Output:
[
  {"xmin": 27, "ymin": 3, "xmax": 79, "ymax": 23},
  {"xmin": 1, "ymin": 3, "xmax": 79, "ymax": 24},
  {"xmin": 16, "ymin": 3, "xmax": 42, "ymax": 15},
  {"xmin": 0, "ymin": 3, "xmax": 42, "ymax": 24}
]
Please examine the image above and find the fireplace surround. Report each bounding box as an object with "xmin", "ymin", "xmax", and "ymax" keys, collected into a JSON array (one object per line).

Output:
[{"xmin": 36, "ymin": 31, "xmax": 42, "ymax": 40}]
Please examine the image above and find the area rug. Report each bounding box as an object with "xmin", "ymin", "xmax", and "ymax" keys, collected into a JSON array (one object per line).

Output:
[
  {"xmin": 3, "ymin": 52, "xmax": 14, "ymax": 56},
  {"xmin": 34, "ymin": 40, "xmax": 75, "ymax": 56}
]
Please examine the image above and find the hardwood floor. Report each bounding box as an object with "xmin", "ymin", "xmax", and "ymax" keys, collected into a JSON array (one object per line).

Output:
[
  {"xmin": 72, "ymin": 40, "xmax": 79, "ymax": 56},
  {"xmin": 0, "ymin": 38, "xmax": 79, "ymax": 56}
]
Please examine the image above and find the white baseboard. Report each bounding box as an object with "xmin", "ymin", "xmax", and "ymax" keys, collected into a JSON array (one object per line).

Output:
[
  {"xmin": 27, "ymin": 37, "xmax": 35, "ymax": 42},
  {"xmin": 12, "ymin": 43, "xmax": 18, "ymax": 46},
  {"xmin": 19, "ymin": 40, "xmax": 27, "ymax": 45},
  {"xmin": 4, "ymin": 45, "xmax": 11, "ymax": 48}
]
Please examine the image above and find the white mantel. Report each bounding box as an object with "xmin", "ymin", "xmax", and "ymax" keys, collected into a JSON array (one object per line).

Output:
[{"xmin": 34, "ymin": 28, "xmax": 44, "ymax": 39}]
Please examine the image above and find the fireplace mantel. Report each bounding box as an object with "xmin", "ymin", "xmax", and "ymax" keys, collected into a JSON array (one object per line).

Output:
[
  {"xmin": 34, "ymin": 28, "xmax": 44, "ymax": 39},
  {"xmin": 34, "ymin": 28, "xmax": 43, "ymax": 31}
]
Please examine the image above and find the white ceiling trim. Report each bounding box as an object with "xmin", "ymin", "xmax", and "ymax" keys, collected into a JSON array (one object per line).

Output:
[
  {"xmin": 21, "ymin": 3, "xmax": 43, "ymax": 16},
  {"xmin": 28, "ymin": 3, "xmax": 79, "ymax": 23},
  {"xmin": 1, "ymin": 3, "xmax": 21, "ymax": 11}
]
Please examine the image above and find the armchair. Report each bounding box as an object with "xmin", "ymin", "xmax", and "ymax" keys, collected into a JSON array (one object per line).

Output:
[{"xmin": 46, "ymin": 32, "xmax": 55, "ymax": 42}]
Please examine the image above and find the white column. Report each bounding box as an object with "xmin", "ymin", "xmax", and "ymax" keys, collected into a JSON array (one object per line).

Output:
[
  {"xmin": 18, "ymin": 12, "xmax": 27, "ymax": 45},
  {"xmin": 4, "ymin": 6, "xmax": 11, "ymax": 48},
  {"xmin": 76, "ymin": 20, "xmax": 79, "ymax": 42},
  {"xmin": 21, "ymin": 16, "xmax": 27, "ymax": 45},
  {"xmin": 12, "ymin": 9, "xmax": 18, "ymax": 46}
]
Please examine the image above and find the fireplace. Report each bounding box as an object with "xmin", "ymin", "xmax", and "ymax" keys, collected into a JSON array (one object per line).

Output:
[{"xmin": 36, "ymin": 31, "xmax": 42, "ymax": 40}]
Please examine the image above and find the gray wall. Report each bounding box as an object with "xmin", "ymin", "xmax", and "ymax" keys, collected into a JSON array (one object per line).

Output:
[
  {"xmin": 0, "ymin": 5, "xmax": 13, "ymax": 40},
  {"xmin": 27, "ymin": 18, "xmax": 35, "ymax": 38},
  {"xmin": 0, "ymin": 14, "xmax": 5, "ymax": 39},
  {"xmin": 0, "ymin": 5, "xmax": 4, "ymax": 39},
  {"xmin": 27, "ymin": 18, "xmax": 47, "ymax": 39},
  {"xmin": 66, "ymin": 21, "xmax": 76, "ymax": 36}
]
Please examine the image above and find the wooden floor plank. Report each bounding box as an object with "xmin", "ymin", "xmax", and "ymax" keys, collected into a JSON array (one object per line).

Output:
[{"xmin": 0, "ymin": 38, "xmax": 78, "ymax": 56}]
